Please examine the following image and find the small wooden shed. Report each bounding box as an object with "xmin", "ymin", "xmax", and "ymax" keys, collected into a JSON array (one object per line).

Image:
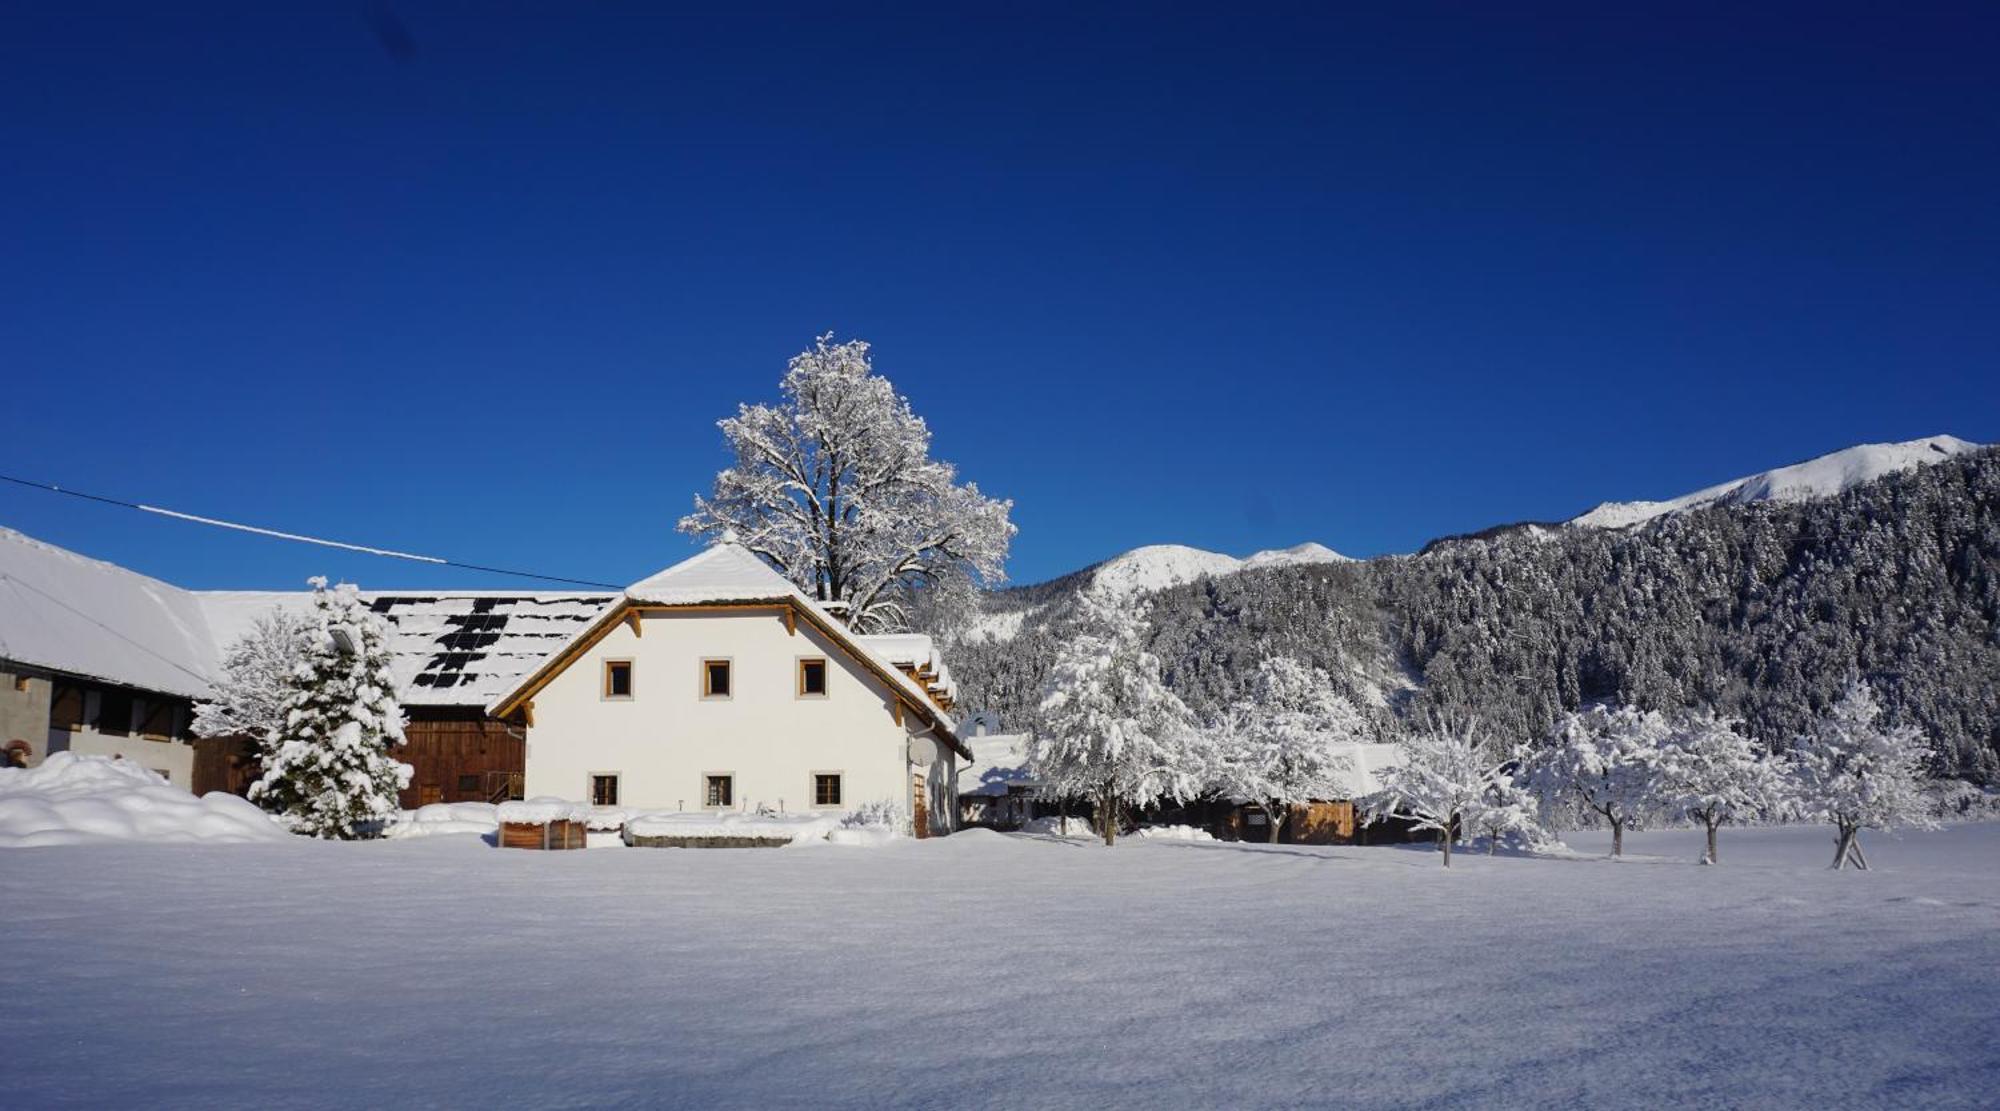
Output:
[{"xmin": 495, "ymin": 799, "xmax": 590, "ymax": 850}]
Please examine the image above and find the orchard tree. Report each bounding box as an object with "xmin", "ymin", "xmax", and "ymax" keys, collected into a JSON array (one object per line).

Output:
[
  {"xmin": 249, "ymin": 579, "xmax": 412, "ymax": 839},
  {"xmin": 1220, "ymin": 657, "xmax": 1364, "ymax": 843},
  {"xmin": 1468, "ymin": 767, "xmax": 1543, "ymax": 856},
  {"xmin": 1521, "ymin": 705, "xmax": 1669, "ymax": 857},
  {"xmin": 1657, "ymin": 710, "xmax": 1782, "ymax": 865},
  {"xmin": 1790, "ymin": 681, "xmax": 1936, "ymax": 871},
  {"xmin": 194, "ymin": 605, "xmax": 316, "ymax": 752},
  {"xmin": 680, "ymin": 334, "xmax": 1016, "ymax": 633},
  {"xmin": 1364, "ymin": 714, "xmax": 1509, "ymax": 867},
  {"xmin": 1031, "ymin": 603, "xmax": 1208, "ymax": 846}
]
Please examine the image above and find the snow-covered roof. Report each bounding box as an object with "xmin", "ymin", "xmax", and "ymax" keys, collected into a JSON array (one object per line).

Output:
[
  {"xmin": 494, "ymin": 543, "xmax": 964, "ymax": 751},
  {"xmin": 856, "ymin": 632, "xmax": 958, "ymax": 706},
  {"xmin": 196, "ymin": 590, "xmax": 617, "ymax": 708},
  {"xmin": 0, "ymin": 525, "xmax": 613, "ymax": 708},
  {"xmin": 957, "ymin": 732, "xmax": 1036, "ymax": 797},
  {"xmin": 625, "ymin": 544, "xmax": 801, "ymax": 606},
  {"xmin": 1331, "ymin": 743, "xmax": 1405, "ymax": 798},
  {"xmin": 0, "ymin": 526, "xmax": 220, "ymax": 699}
]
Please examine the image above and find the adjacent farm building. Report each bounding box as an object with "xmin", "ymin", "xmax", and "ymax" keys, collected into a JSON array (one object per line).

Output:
[{"xmin": 0, "ymin": 527, "xmax": 965, "ymax": 835}]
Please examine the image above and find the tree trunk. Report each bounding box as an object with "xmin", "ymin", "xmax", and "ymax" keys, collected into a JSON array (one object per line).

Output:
[
  {"xmin": 1100, "ymin": 782, "xmax": 1117, "ymax": 847},
  {"xmin": 1611, "ymin": 817, "xmax": 1624, "ymax": 858},
  {"xmin": 1705, "ymin": 818, "xmax": 1719, "ymax": 866},
  {"xmin": 1267, "ymin": 802, "xmax": 1283, "ymax": 844},
  {"xmin": 1848, "ymin": 830, "xmax": 1869, "ymax": 871},
  {"xmin": 1831, "ymin": 826, "xmax": 1853, "ymax": 870}
]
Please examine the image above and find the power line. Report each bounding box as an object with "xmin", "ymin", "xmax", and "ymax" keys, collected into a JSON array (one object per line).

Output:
[{"xmin": 0, "ymin": 472, "xmax": 623, "ymax": 590}]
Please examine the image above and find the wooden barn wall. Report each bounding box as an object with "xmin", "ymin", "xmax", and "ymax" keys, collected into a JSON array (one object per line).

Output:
[
  {"xmin": 191, "ymin": 709, "xmax": 525, "ymax": 810},
  {"xmin": 399, "ymin": 709, "xmax": 525, "ymax": 809}
]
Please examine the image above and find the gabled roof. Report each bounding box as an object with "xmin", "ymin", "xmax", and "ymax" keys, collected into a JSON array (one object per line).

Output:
[
  {"xmin": 488, "ymin": 543, "xmax": 965, "ymax": 757},
  {"xmin": 625, "ymin": 543, "xmax": 804, "ymax": 606},
  {"xmin": 857, "ymin": 632, "xmax": 958, "ymax": 706},
  {"xmin": 0, "ymin": 526, "xmax": 219, "ymax": 699}
]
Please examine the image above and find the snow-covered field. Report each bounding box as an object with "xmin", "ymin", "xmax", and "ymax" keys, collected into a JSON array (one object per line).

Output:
[{"xmin": 3, "ymin": 825, "xmax": 1997, "ymax": 1109}]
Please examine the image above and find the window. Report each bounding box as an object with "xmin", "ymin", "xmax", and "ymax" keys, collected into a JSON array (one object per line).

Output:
[
  {"xmin": 96, "ymin": 690, "xmax": 133, "ymax": 737},
  {"xmin": 457, "ymin": 774, "xmax": 480, "ymax": 793},
  {"xmin": 702, "ymin": 659, "xmax": 732, "ymax": 699},
  {"xmin": 603, "ymin": 660, "xmax": 634, "ymax": 699},
  {"xmin": 797, "ymin": 657, "xmax": 828, "ymax": 698},
  {"xmin": 49, "ymin": 684, "xmax": 84, "ymax": 731},
  {"xmin": 592, "ymin": 774, "xmax": 620, "ymax": 807},
  {"xmin": 813, "ymin": 773, "xmax": 842, "ymax": 808},
  {"xmin": 704, "ymin": 774, "xmax": 734, "ymax": 808}
]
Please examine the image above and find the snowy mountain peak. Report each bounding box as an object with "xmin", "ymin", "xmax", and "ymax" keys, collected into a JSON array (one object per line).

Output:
[
  {"xmin": 1242, "ymin": 542, "xmax": 1352, "ymax": 569},
  {"xmin": 1569, "ymin": 435, "xmax": 1986, "ymax": 530},
  {"xmin": 1084, "ymin": 541, "xmax": 1351, "ymax": 600}
]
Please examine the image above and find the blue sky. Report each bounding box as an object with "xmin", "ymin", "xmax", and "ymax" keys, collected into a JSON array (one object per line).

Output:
[{"xmin": 4, "ymin": 3, "xmax": 1996, "ymax": 591}]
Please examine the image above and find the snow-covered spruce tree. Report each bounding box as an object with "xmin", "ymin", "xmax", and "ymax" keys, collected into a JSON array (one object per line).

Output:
[
  {"xmin": 679, "ymin": 334, "xmax": 1016, "ymax": 633},
  {"xmin": 1363, "ymin": 714, "xmax": 1512, "ymax": 867},
  {"xmin": 1789, "ymin": 681, "xmax": 1936, "ymax": 871},
  {"xmin": 1520, "ymin": 705, "xmax": 1669, "ymax": 857},
  {"xmin": 1656, "ymin": 710, "xmax": 1782, "ymax": 865},
  {"xmin": 1219, "ymin": 657, "xmax": 1364, "ymax": 843},
  {"xmin": 193, "ymin": 605, "xmax": 316, "ymax": 753},
  {"xmin": 1031, "ymin": 602, "xmax": 1208, "ymax": 846},
  {"xmin": 249, "ymin": 578, "xmax": 412, "ymax": 839}
]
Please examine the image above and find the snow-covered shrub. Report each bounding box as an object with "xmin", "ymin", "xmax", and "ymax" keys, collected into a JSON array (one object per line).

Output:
[
  {"xmin": 1926, "ymin": 778, "xmax": 2000, "ymax": 820},
  {"xmin": 1789, "ymin": 681, "xmax": 1936, "ymax": 870},
  {"xmin": 249, "ymin": 578, "xmax": 412, "ymax": 840},
  {"xmin": 840, "ymin": 798, "xmax": 907, "ymax": 834}
]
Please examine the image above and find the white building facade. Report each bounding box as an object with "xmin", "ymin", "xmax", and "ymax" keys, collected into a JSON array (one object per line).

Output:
[{"xmin": 489, "ymin": 545, "xmax": 965, "ymax": 835}]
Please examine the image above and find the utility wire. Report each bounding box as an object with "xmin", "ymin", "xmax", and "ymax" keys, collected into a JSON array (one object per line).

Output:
[{"xmin": 0, "ymin": 473, "xmax": 623, "ymax": 590}]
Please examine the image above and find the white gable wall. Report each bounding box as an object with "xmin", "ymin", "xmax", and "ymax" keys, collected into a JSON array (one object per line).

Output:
[{"xmin": 523, "ymin": 608, "xmax": 951, "ymax": 826}]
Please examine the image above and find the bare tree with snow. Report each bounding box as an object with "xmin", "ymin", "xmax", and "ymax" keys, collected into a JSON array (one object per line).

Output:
[
  {"xmin": 1656, "ymin": 710, "xmax": 1782, "ymax": 865},
  {"xmin": 1031, "ymin": 603, "xmax": 1207, "ymax": 846},
  {"xmin": 193, "ymin": 605, "xmax": 315, "ymax": 753},
  {"xmin": 1789, "ymin": 681, "xmax": 1936, "ymax": 871},
  {"xmin": 679, "ymin": 334, "xmax": 1016, "ymax": 633},
  {"xmin": 1363, "ymin": 714, "xmax": 1511, "ymax": 867},
  {"xmin": 1521, "ymin": 705, "xmax": 1669, "ymax": 857},
  {"xmin": 1219, "ymin": 657, "xmax": 1364, "ymax": 843}
]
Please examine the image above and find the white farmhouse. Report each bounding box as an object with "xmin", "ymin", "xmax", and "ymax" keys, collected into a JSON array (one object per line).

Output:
[{"xmin": 486, "ymin": 543, "xmax": 967, "ymax": 836}]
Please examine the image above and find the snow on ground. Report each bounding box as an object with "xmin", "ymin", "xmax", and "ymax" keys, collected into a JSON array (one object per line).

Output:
[
  {"xmin": 2, "ymin": 824, "xmax": 1996, "ymax": 1109},
  {"xmin": 1570, "ymin": 434, "xmax": 1984, "ymax": 529},
  {"xmin": 0, "ymin": 752, "xmax": 283, "ymax": 847}
]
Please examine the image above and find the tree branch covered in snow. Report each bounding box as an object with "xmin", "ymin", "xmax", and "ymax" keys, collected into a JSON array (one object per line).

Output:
[
  {"xmin": 1520, "ymin": 705, "xmax": 1670, "ymax": 857},
  {"xmin": 679, "ymin": 334, "xmax": 1016, "ymax": 633},
  {"xmin": 1363, "ymin": 713, "xmax": 1522, "ymax": 867},
  {"xmin": 193, "ymin": 606, "xmax": 316, "ymax": 751}
]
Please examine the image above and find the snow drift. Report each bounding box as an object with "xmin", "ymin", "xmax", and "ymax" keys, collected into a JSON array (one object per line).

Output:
[{"xmin": 0, "ymin": 752, "xmax": 285, "ymax": 848}]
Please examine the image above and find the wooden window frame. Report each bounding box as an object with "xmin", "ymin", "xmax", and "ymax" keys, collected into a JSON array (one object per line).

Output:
[
  {"xmin": 811, "ymin": 771, "xmax": 844, "ymax": 809},
  {"xmin": 602, "ymin": 659, "xmax": 635, "ymax": 701},
  {"xmin": 700, "ymin": 658, "xmax": 733, "ymax": 700},
  {"xmin": 796, "ymin": 656, "xmax": 829, "ymax": 699},
  {"xmin": 702, "ymin": 772, "xmax": 734, "ymax": 809},
  {"xmin": 589, "ymin": 772, "xmax": 620, "ymax": 808}
]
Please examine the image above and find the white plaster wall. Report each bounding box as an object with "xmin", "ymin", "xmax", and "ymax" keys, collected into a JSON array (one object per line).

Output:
[
  {"xmin": 523, "ymin": 610, "xmax": 934, "ymax": 820},
  {"xmin": 58, "ymin": 733, "xmax": 196, "ymax": 785}
]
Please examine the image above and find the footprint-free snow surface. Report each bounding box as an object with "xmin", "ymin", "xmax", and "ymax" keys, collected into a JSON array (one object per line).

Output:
[{"xmin": 3, "ymin": 825, "xmax": 1997, "ymax": 1109}]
